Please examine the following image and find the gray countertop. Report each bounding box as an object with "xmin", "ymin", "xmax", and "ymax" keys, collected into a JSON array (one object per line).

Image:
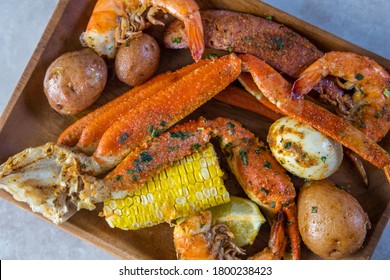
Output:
[{"xmin": 0, "ymin": 0, "xmax": 389, "ymax": 259}]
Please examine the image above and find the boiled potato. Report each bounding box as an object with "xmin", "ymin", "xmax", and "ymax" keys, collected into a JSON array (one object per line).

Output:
[
  {"xmin": 44, "ymin": 48, "xmax": 107, "ymax": 115},
  {"xmin": 115, "ymin": 33, "xmax": 160, "ymax": 86},
  {"xmin": 297, "ymin": 180, "xmax": 370, "ymax": 259},
  {"xmin": 267, "ymin": 116, "xmax": 343, "ymax": 180}
]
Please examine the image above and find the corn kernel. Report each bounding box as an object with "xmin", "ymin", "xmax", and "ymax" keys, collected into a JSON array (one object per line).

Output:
[
  {"xmin": 147, "ymin": 181, "xmax": 156, "ymax": 193},
  {"xmin": 109, "ymin": 200, "xmax": 117, "ymax": 210},
  {"xmin": 187, "ymin": 172, "xmax": 196, "ymax": 184},
  {"xmin": 193, "ymin": 160, "xmax": 201, "ymax": 171},
  {"xmin": 195, "ymin": 191, "xmax": 203, "ymax": 200},
  {"xmin": 194, "ymin": 170, "xmax": 203, "ymax": 182},
  {"xmin": 202, "ymin": 188, "xmax": 211, "ymax": 198},
  {"xmin": 184, "ymin": 161, "xmax": 193, "ymax": 172},
  {"xmin": 205, "ymin": 179, "xmax": 213, "ymax": 189},
  {"xmin": 209, "ymin": 196, "xmax": 217, "ymax": 207},
  {"xmin": 178, "ymin": 164, "xmax": 186, "ymax": 175},
  {"xmin": 182, "ymin": 186, "xmax": 189, "ymax": 197},
  {"xmin": 192, "ymin": 152, "xmax": 200, "ymax": 160},
  {"xmin": 199, "ymin": 157, "xmax": 207, "ymax": 168},
  {"xmin": 201, "ymin": 167, "xmax": 210, "ymax": 180},
  {"xmin": 125, "ymin": 196, "xmax": 133, "ymax": 207},
  {"xmin": 187, "ymin": 194, "xmax": 196, "ymax": 203},
  {"xmin": 116, "ymin": 199, "xmax": 125, "ymax": 209},
  {"xmin": 208, "ymin": 165, "xmax": 217, "ymax": 178}
]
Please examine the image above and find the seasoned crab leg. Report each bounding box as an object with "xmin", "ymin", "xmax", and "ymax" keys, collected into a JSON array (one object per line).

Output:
[
  {"xmin": 65, "ymin": 59, "xmax": 211, "ymax": 154},
  {"xmin": 58, "ymin": 69, "xmax": 178, "ymax": 148},
  {"xmin": 105, "ymin": 117, "xmax": 300, "ymax": 259},
  {"xmin": 90, "ymin": 54, "xmax": 241, "ymax": 171},
  {"xmin": 214, "ymin": 85, "xmax": 284, "ymax": 122},
  {"xmin": 239, "ymin": 54, "xmax": 390, "ymax": 183}
]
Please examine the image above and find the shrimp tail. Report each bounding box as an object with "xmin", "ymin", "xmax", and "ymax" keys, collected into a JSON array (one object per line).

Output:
[
  {"xmin": 184, "ymin": 11, "xmax": 204, "ymax": 62},
  {"xmin": 250, "ymin": 211, "xmax": 287, "ymax": 260},
  {"xmin": 284, "ymin": 203, "xmax": 301, "ymax": 260}
]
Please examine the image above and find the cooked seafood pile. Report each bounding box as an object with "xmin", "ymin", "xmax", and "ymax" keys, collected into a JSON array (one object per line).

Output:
[{"xmin": 1, "ymin": 0, "xmax": 389, "ymax": 260}]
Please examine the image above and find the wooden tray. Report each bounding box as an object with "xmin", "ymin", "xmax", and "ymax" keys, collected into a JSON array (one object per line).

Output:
[{"xmin": 0, "ymin": 0, "xmax": 389, "ymax": 260}]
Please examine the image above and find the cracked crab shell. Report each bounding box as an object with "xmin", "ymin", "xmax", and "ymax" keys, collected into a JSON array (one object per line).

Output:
[{"xmin": 267, "ymin": 116, "xmax": 343, "ymax": 180}]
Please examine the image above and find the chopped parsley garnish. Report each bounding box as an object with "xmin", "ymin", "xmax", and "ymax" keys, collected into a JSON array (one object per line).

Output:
[
  {"xmin": 264, "ymin": 160, "xmax": 271, "ymax": 169},
  {"xmin": 260, "ymin": 188, "xmax": 269, "ymax": 195},
  {"xmin": 208, "ymin": 53, "xmax": 219, "ymax": 59},
  {"xmin": 239, "ymin": 150, "xmax": 248, "ymax": 165},
  {"xmin": 116, "ymin": 175, "xmax": 122, "ymax": 181},
  {"xmin": 265, "ymin": 15, "xmax": 273, "ymax": 21},
  {"xmin": 169, "ymin": 131, "xmax": 191, "ymax": 140},
  {"xmin": 270, "ymin": 201, "xmax": 276, "ymax": 208},
  {"xmin": 321, "ymin": 156, "xmax": 327, "ymax": 163},
  {"xmin": 355, "ymin": 73, "xmax": 364, "ymax": 80},
  {"xmin": 227, "ymin": 45, "xmax": 234, "ymax": 52},
  {"xmin": 242, "ymin": 36, "xmax": 251, "ymax": 43},
  {"xmin": 118, "ymin": 132, "xmax": 129, "ymax": 144},
  {"xmin": 172, "ymin": 37, "xmax": 182, "ymax": 44},
  {"xmin": 192, "ymin": 143, "xmax": 202, "ymax": 151},
  {"xmin": 131, "ymin": 174, "xmax": 140, "ymax": 182},
  {"xmin": 227, "ymin": 122, "xmax": 235, "ymax": 130},
  {"xmin": 312, "ymin": 206, "xmax": 318, "ymax": 213},
  {"xmin": 139, "ymin": 151, "xmax": 153, "ymax": 163},
  {"xmin": 284, "ymin": 142, "xmax": 292, "ymax": 149},
  {"xmin": 274, "ymin": 37, "xmax": 284, "ymax": 50}
]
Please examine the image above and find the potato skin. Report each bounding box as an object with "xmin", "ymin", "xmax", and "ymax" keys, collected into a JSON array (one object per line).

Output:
[
  {"xmin": 297, "ymin": 180, "xmax": 370, "ymax": 259},
  {"xmin": 115, "ymin": 33, "xmax": 160, "ymax": 86},
  {"xmin": 44, "ymin": 48, "xmax": 107, "ymax": 115}
]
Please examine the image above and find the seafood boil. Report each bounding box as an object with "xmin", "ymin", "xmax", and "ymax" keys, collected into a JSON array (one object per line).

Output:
[{"xmin": 0, "ymin": 1, "xmax": 389, "ymax": 260}]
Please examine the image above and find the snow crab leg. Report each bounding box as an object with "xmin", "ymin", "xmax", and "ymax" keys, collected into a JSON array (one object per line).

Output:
[
  {"xmin": 105, "ymin": 117, "xmax": 300, "ymax": 260},
  {"xmin": 59, "ymin": 54, "xmax": 241, "ymax": 172},
  {"xmin": 58, "ymin": 58, "xmax": 211, "ymax": 154},
  {"xmin": 81, "ymin": 0, "xmax": 204, "ymax": 61}
]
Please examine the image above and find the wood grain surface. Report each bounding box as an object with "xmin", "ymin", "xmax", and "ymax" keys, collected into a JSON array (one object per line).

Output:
[{"xmin": 0, "ymin": 0, "xmax": 389, "ymax": 259}]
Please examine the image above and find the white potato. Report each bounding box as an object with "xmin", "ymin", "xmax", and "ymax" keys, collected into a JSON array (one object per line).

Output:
[{"xmin": 267, "ymin": 116, "xmax": 343, "ymax": 180}]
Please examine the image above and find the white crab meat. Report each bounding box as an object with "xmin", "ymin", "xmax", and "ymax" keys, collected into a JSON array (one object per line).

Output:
[{"xmin": 0, "ymin": 143, "xmax": 108, "ymax": 224}]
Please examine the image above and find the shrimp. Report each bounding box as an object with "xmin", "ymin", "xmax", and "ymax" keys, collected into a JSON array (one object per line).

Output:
[
  {"xmin": 291, "ymin": 52, "xmax": 390, "ymax": 184},
  {"xmin": 173, "ymin": 210, "xmax": 245, "ymax": 260},
  {"xmin": 81, "ymin": 0, "xmax": 204, "ymax": 61},
  {"xmin": 173, "ymin": 209, "xmax": 288, "ymax": 260},
  {"xmin": 292, "ymin": 51, "xmax": 390, "ymax": 143},
  {"xmin": 238, "ymin": 53, "xmax": 390, "ymax": 184}
]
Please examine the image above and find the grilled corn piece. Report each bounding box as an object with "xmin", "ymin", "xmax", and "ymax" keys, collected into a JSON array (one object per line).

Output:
[{"xmin": 101, "ymin": 143, "xmax": 230, "ymax": 230}]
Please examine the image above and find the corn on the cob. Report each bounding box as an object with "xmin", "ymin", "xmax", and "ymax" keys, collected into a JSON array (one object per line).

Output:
[{"xmin": 101, "ymin": 143, "xmax": 230, "ymax": 230}]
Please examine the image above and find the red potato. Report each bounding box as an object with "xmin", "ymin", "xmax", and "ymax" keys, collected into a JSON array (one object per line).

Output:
[
  {"xmin": 44, "ymin": 48, "xmax": 107, "ymax": 115},
  {"xmin": 115, "ymin": 33, "xmax": 160, "ymax": 86},
  {"xmin": 297, "ymin": 180, "xmax": 371, "ymax": 259}
]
